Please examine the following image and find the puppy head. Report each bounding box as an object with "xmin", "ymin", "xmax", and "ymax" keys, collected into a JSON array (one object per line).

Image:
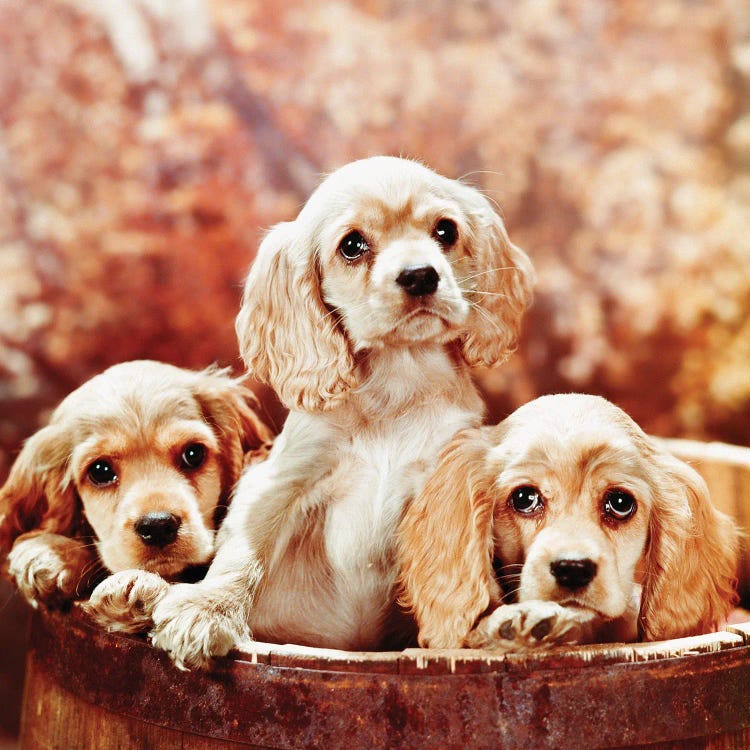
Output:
[
  {"xmin": 399, "ymin": 394, "xmax": 738, "ymax": 648},
  {"xmin": 489, "ymin": 396, "xmax": 654, "ymax": 625},
  {"xmin": 0, "ymin": 361, "xmax": 272, "ymax": 578},
  {"xmin": 236, "ymin": 156, "xmax": 535, "ymax": 412}
]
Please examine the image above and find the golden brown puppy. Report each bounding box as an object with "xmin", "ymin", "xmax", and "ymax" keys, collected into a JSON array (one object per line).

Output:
[
  {"xmin": 399, "ymin": 394, "xmax": 739, "ymax": 650},
  {"xmin": 0, "ymin": 360, "xmax": 273, "ymax": 626},
  {"xmin": 141, "ymin": 155, "xmax": 535, "ymax": 669}
]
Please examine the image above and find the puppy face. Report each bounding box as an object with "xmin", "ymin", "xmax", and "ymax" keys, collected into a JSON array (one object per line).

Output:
[
  {"xmin": 312, "ymin": 161, "xmax": 477, "ymax": 351},
  {"xmin": 236, "ymin": 156, "xmax": 535, "ymax": 411},
  {"xmin": 0, "ymin": 361, "xmax": 273, "ymax": 579},
  {"xmin": 489, "ymin": 395, "xmax": 654, "ymax": 620},
  {"xmin": 68, "ymin": 392, "xmax": 222, "ymax": 577}
]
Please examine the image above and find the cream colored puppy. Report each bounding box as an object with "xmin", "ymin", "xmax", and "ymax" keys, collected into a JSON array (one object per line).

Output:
[
  {"xmin": 399, "ymin": 394, "xmax": 739, "ymax": 650},
  {"xmin": 0, "ymin": 360, "xmax": 272, "ymax": 626},
  {"xmin": 141, "ymin": 156, "xmax": 535, "ymax": 668}
]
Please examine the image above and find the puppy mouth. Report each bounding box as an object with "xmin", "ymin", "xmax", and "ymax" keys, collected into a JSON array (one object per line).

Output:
[
  {"xmin": 391, "ymin": 308, "xmax": 456, "ymax": 339},
  {"xmin": 396, "ymin": 301, "xmax": 464, "ymax": 329},
  {"xmin": 556, "ymin": 596, "xmax": 618, "ymax": 620}
]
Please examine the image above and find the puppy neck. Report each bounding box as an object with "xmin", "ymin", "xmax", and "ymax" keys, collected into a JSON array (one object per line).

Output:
[{"xmin": 345, "ymin": 342, "xmax": 479, "ymax": 418}]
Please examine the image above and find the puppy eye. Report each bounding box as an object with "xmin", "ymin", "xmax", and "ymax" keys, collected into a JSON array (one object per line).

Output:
[
  {"xmin": 87, "ymin": 459, "xmax": 117, "ymax": 487},
  {"xmin": 509, "ymin": 485, "xmax": 544, "ymax": 514},
  {"xmin": 338, "ymin": 230, "xmax": 369, "ymax": 261},
  {"xmin": 180, "ymin": 443, "xmax": 206, "ymax": 471},
  {"xmin": 432, "ymin": 218, "xmax": 458, "ymax": 249},
  {"xmin": 603, "ymin": 489, "xmax": 637, "ymax": 521}
]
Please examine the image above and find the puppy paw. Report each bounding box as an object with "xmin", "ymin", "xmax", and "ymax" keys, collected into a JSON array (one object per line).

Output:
[
  {"xmin": 466, "ymin": 601, "xmax": 598, "ymax": 650},
  {"xmin": 84, "ymin": 570, "xmax": 169, "ymax": 634},
  {"xmin": 8, "ymin": 535, "xmax": 96, "ymax": 608},
  {"xmin": 149, "ymin": 584, "xmax": 250, "ymax": 671}
]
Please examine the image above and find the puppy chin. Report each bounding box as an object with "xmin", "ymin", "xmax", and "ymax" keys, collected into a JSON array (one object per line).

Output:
[
  {"xmin": 98, "ymin": 534, "xmax": 214, "ymax": 579},
  {"xmin": 363, "ymin": 302, "xmax": 469, "ymax": 349},
  {"xmin": 521, "ymin": 580, "xmax": 630, "ymax": 621},
  {"xmin": 141, "ymin": 553, "xmax": 210, "ymax": 579},
  {"xmin": 393, "ymin": 310, "xmax": 458, "ymax": 343}
]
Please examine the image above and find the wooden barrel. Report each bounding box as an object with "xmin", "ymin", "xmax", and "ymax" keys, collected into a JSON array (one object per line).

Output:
[{"xmin": 19, "ymin": 439, "xmax": 750, "ymax": 750}]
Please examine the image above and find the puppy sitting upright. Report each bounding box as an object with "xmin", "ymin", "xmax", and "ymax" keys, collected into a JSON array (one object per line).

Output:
[
  {"xmin": 399, "ymin": 394, "xmax": 739, "ymax": 650},
  {"xmin": 138, "ymin": 156, "xmax": 535, "ymax": 669},
  {"xmin": 0, "ymin": 360, "xmax": 272, "ymax": 621}
]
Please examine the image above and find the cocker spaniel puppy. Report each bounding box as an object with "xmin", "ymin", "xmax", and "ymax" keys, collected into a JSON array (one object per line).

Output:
[
  {"xmin": 399, "ymin": 394, "xmax": 739, "ymax": 651},
  {"xmin": 140, "ymin": 155, "xmax": 535, "ymax": 668},
  {"xmin": 0, "ymin": 360, "xmax": 273, "ymax": 629}
]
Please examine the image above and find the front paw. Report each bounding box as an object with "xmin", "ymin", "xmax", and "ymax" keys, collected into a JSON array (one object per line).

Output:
[
  {"xmin": 84, "ymin": 570, "xmax": 169, "ymax": 634},
  {"xmin": 466, "ymin": 601, "xmax": 598, "ymax": 650},
  {"xmin": 149, "ymin": 584, "xmax": 250, "ymax": 671},
  {"xmin": 8, "ymin": 535, "xmax": 95, "ymax": 608}
]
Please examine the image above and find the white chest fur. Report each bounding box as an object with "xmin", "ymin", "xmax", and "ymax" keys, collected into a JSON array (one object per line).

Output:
[{"xmin": 245, "ymin": 347, "xmax": 482, "ymax": 648}]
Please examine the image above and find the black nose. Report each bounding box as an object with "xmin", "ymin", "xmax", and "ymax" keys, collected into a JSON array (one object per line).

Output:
[
  {"xmin": 134, "ymin": 512, "xmax": 181, "ymax": 548},
  {"xmin": 396, "ymin": 265, "xmax": 439, "ymax": 297},
  {"xmin": 550, "ymin": 558, "xmax": 598, "ymax": 590}
]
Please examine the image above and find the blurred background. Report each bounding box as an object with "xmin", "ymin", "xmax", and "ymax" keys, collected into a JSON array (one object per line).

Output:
[{"xmin": 1, "ymin": 0, "xmax": 749, "ymax": 745}]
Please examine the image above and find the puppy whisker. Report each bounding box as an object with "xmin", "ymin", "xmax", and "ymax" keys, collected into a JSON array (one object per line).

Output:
[
  {"xmin": 467, "ymin": 300, "xmax": 506, "ymax": 336},
  {"xmin": 457, "ymin": 266, "xmax": 524, "ymax": 284},
  {"xmin": 469, "ymin": 290, "xmax": 511, "ymax": 299},
  {"xmin": 77, "ymin": 559, "xmax": 106, "ymax": 595}
]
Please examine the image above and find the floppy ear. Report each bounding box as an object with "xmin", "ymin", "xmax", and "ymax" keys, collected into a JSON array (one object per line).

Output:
[
  {"xmin": 0, "ymin": 424, "xmax": 78, "ymax": 559},
  {"xmin": 458, "ymin": 189, "xmax": 535, "ymax": 367},
  {"xmin": 398, "ymin": 428, "xmax": 501, "ymax": 648},
  {"xmin": 235, "ymin": 222, "xmax": 357, "ymax": 412},
  {"xmin": 191, "ymin": 368, "xmax": 276, "ymax": 492},
  {"xmin": 639, "ymin": 451, "xmax": 739, "ymax": 641}
]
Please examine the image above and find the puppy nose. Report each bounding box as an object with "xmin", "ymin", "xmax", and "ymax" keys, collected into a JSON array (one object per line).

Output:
[
  {"xmin": 134, "ymin": 512, "xmax": 181, "ymax": 548},
  {"xmin": 550, "ymin": 558, "xmax": 598, "ymax": 590},
  {"xmin": 396, "ymin": 265, "xmax": 439, "ymax": 296}
]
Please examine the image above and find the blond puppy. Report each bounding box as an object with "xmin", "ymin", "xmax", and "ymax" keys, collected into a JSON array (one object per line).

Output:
[
  {"xmin": 0, "ymin": 360, "xmax": 272, "ymax": 629},
  {"xmin": 399, "ymin": 394, "xmax": 739, "ymax": 650},
  {"xmin": 145, "ymin": 156, "xmax": 535, "ymax": 668}
]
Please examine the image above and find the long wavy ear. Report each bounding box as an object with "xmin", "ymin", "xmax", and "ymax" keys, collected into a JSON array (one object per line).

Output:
[
  {"xmin": 235, "ymin": 222, "xmax": 357, "ymax": 412},
  {"xmin": 0, "ymin": 424, "xmax": 78, "ymax": 558},
  {"xmin": 398, "ymin": 427, "xmax": 501, "ymax": 648},
  {"xmin": 191, "ymin": 368, "xmax": 276, "ymax": 494},
  {"xmin": 639, "ymin": 450, "xmax": 739, "ymax": 641},
  {"xmin": 457, "ymin": 187, "xmax": 535, "ymax": 367}
]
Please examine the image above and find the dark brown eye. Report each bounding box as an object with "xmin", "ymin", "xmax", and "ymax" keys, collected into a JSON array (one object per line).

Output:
[
  {"xmin": 87, "ymin": 459, "xmax": 117, "ymax": 487},
  {"xmin": 604, "ymin": 489, "xmax": 637, "ymax": 521},
  {"xmin": 509, "ymin": 485, "xmax": 543, "ymax": 514},
  {"xmin": 180, "ymin": 443, "xmax": 206, "ymax": 470},
  {"xmin": 433, "ymin": 218, "xmax": 458, "ymax": 249},
  {"xmin": 338, "ymin": 230, "xmax": 369, "ymax": 261}
]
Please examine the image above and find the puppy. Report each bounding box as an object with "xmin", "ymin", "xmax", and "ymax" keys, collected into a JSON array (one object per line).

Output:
[
  {"xmin": 139, "ymin": 155, "xmax": 535, "ymax": 668},
  {"xmin": 0, "ymin": 360, "xmax": 273, "ymax": 628},
  {"xmin": 399, "ymin": 394, "xmax": 739, "ymax": 650}
]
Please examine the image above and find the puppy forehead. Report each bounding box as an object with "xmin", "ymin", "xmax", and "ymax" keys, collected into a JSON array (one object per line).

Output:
[
  {"xmin": 335, "ymin": 193, "xmax": 456, "ymax": 236},
  {"xmin": 55, "ymin": 369, "xmax": 216, "ymax": 459},
  {"xmin": 489, "ymin": 395, "xmax": 651, "ymax": 481},
  {"xmin": 309, "ymin": 157, "xmax": 463, "ymax": 220},
  {"xmin": 318, "ymin": 156, "xmax": 448, "ymax": 196},
  {"xmin": 55, "ymin": 367, "xmax": 206, "ymax": 423}
]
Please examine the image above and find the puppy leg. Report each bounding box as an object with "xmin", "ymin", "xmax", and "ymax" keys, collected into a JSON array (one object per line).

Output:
[
  {"xmin": 150, "ymin": 431, "xmax": 339, "ymax": 670},
  {"xmin": 149, "ymin": 536, "xmax": 260, "ymax": 670},
  {"xmin": 84, "ymin": 570, "xmax": 169, "ymax": 634},
  {"xmin": 466, "ymin": 601, "xmax": 601, "ymax": 650},
  {"xmin": 8, "ymin": 533, "xmax": 98, "ymax": 608},
  {"xmin": 149, "ymin": 565, "xmax": 259, "ymax": 670}
]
